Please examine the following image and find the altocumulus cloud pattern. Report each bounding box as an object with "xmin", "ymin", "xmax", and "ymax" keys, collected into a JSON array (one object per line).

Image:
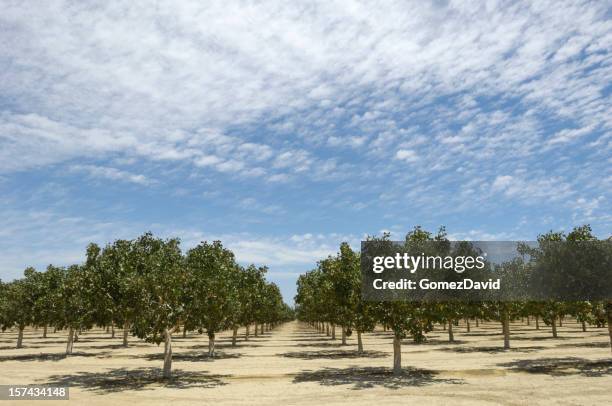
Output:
[{"xmin": 0, "ymin": 1, "xmax": 610, "ymax": 300}]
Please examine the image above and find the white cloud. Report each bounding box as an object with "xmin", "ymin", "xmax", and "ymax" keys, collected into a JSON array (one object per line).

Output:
[
  {"xmin": 327, "ymin": 135, "xmax": 367, "ymax": 148},
  {"xmin": 352, "ymin": 202, "xmax": 368, "ymax": 211},
  {"xmin": 547, "ymin": 124, "xmax": 596, "ymax": 146},
  {"xmin": 194, "ymin": 155, "xmax": 223, "ymax": 167},
  {"xmin": 492, "ymin": 175, "xmax": 514, "ymax": 192},
  {"xmin": 70, "ymin": 164, "xmax": 153, "ymax": 185},
  {"xmin": 273, "ymin": 150, "xmax": 312, "ymax": 172},
  {"xmin": 237, "ymin": 143, "xmax": 274, "ymax": 161},
  {"xmin": 0, "ymin": 208, "xmax": 138, "ymax": 281},
  {"xmin": 0, "ymin": 0, "xmax": 610, "ymax": 273},
  {"xmin": 167, "ymin": 230, "xmax": 360, "ymax": 268},
  {"xmin": 238, "ymin": 197, "xmax": 284, "ymax": 215},
  {"xmin": 490, "ymin": 173, "xmax": 574, "ymax": 204},
  {"xmin": 395, "ymin": 149, "xmax": 419, "ymax": 162},
  {"xmin": 216, "ymin": 159, "xmax": 245, "ymax": 173},
  {"xmin": 0, "ymin": 1, "xmax": 608, "ymax": 185},
  {"xmin": 0, "ymin": 199, "xmax": 360, "ymax": 281},
  {"xmin": 447, "ymin": 230, "xmax": 525, "ymax": 241},
  {"xmin": 267, "ymin": 173, "xmax": 291, "ymax": 183}
]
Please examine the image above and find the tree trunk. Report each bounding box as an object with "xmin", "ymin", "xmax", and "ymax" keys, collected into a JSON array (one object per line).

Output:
[
  {"xmin": 232, "ymin": 327, "xmax": 238, "ymax": 347},
  {"xmin": 581, "ymin": 320, "xmax": 587, "ymax": 332},
  {"xmin": 443, "ymin": 322, "xmax": 446, "ymax": 331},
  {"xmin": 208, "ymin": 332, "xmax": 216, "ymax": 357},
  {"xmin": 66, "ymin": 327, "xmax": 74, "ymax": 355},
  {"xmin": 551, "ymin": 313, "xmax": 558, "ymax": 338},
  {"xmin": 331, "ymin": 324, "xmax": 336, "ymax": 340},
  {"xmin": 326, "ymin": 323, "xmax": 330, "ymax": 336},
  {"xmin": 526, "ymin": 316, "xmax": 530, "ymax": 326},
  {"xmin": 475, "ymin": 319, "xmax": 479, "ymax": 327},
  {"xmin": 245, "ymin": 325, "xmax": 250, "ymax": 340},
  {"xmin": 254, "ymin": 323, "xmax": 258, "ymax": 337},
  {"xmin": 559, "ymin": 317, "xmax": 563, "ymax": 327},
  {"xmin": 163, "ymin": 328, "xmax": 173, "ymax": 379},
  {"xmin": 357, "ymin": 330, "xmax": 363, "ymax": 353},
  {"xmin": 122, "ymin": 321, "xmax": 130, "ymax": 347},
  {"xmin": 502, "ymin": 310, "xmax": 510, "ymax": 349},
  {"xmin": 111, "ymin": 324, "xmax": 115, "ymax": 338},
  {"xmin": 16, "ymin": 326, "xmax": 24, "ymax": 348},
  {"xmin": 393, "ymin": 334, "xmax": 402, "ymax": 375},
  {"xmin": 465, "ymin": 319, "xmax": 470, "ymax": 333},
  {"xmin": 606, "ymin": 301, "xmax": 612, "ymax": 353},
  {"xmin": 341, "ymin": 326, "xmax": 347, "ymax": 345},
  {"xmin": 106, "ymin": 325, "xmax": 110, "ymax": 333},
  {"xmin": 43, "ymin": 325, "xmax": 48, "ymax": 338},
  {"xmin": 183, "ymin": 327, "xmax": 187, "ymax": 338},
  {"xmin": 261, "ymin": 323, "xmax": 264, "ymax": 335},
  {"xmin": 448, "ymin": 320, "xmax": 454, "ymax": 342},
  {"xmin": 535, "ymin": 315, "xmax": 540, "ymax": 330}
]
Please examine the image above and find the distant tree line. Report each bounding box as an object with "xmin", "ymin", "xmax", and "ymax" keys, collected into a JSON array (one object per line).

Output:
[
  {"xmin": 295, "ymin": 225, "xmax": 612, "ymax": 375},
  {"xmin": 0, "ymin": 232, "xmax": 294, "ymax": 378}
]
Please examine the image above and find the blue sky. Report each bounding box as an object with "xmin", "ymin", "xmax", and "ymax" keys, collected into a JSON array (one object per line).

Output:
[{"xmin": 0, "ymin": 1, "xmax": 610, "ymax": 303}]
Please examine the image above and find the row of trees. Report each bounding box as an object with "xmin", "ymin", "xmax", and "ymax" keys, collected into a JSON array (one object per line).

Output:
[
  {"xmin": 295, "ymin": 225, "xmax": 612, "ymax": 375},
  {"xmin": 0, "ymin": 233, "xmax": 293, "ymax": 378}
]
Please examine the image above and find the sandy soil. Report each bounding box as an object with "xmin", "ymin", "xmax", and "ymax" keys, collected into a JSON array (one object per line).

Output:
[{"xmin": 0, "ymin": 319, "xmax": 610, "ymax": 405}]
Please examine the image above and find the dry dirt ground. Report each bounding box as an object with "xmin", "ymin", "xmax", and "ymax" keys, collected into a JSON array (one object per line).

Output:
[{"xmin": 0, "ymin": 320, "xmax": 610, "ymax": 405}]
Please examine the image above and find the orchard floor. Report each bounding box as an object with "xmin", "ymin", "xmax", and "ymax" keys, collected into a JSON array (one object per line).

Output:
[{"xmin": 0, "ymin": 320, "xmax": 610, "ymax": 405}]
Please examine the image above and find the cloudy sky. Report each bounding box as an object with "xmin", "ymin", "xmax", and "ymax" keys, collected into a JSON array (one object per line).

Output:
[{"xmin": 1, "ymin": 0, "xmax": 610, "ymax": 301}]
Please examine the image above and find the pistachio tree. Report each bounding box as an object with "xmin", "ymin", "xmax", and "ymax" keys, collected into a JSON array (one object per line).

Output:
[
  {"xmin": 53, "ymin": 264, "xmax": 96, "ymax": 354},
  {"xmin": 328, "ymin": 242, "xmax": 376, "ymax": 351},
  {"xmin": 1, "ymin": 268, "xmax": 40, "ymax": 348},
  {"xmin": 95, "ymin": 239, "xmax": 143, "ymax": 347},
  {"xmin": 368, "ymin": 231, "xmax": 440, "ymax": 375},
  {"xmin": 0, "ymin": 279, "xmax": 6, "ymax": 330},
  {"xmin": 184, "ymin": 240, "xmax": 239, "ymax": 357},
  {"xmin": 251, "ymin": 267, "xmax": 272, "ymax": 337},
  {"xmin": 129, "ymin": 233, "xmax": 185, "ymax": 378},
  {"xmin": 32, "ymin": 266, "xmax": 63, "ymax": 338}
]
